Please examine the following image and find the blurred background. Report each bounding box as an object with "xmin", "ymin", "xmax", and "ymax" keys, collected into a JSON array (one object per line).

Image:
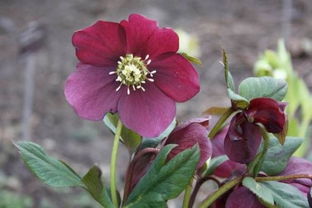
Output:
[{"xmin": 1, "ymin": 0, "xmax": 312, "ymax": 207}]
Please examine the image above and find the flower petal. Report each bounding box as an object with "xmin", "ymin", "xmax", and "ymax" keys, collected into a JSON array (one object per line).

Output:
[
  {"xmin": 226, "ymin": 187, "xmax": 265, "ymax": 208},
  {"xmin": 280, "ymin": 157, "xmax": 312, "ymax": 194},
  {"xmin": 118, "ymin": 83, "xmax": 175, "ymax": 137},
  {"xmin": 224, "ymin": 113, "xmax": 262, "ymax": 164},
  {"xmin": 165, "ymin": 120, "xmax": 212, "ymax": 168},
  {"xmin": 120, "ymin": 14, "xmax": 178, "ymax": 58},
  {"xmin": 65, "ymin": 64, "xmax": 122, "ymax": 120},
  {"xmin": 72, "ymin": 21, "xmax": 126, "ymax": 67},
  {"xmin": 211, "ymin": 126, "xmax": 246, "ymax": 178},
  {"xmin": 246, "ymin": 98, "xmax": 286, "ymax": 133},
  {"xmin": 152, "ymin": 53, "xmax": 200, "ymax": 102}
]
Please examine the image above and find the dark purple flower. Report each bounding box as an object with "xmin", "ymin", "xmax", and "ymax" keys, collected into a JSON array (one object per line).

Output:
[
  {"xmin": 225, "ymin": 187, "xmax": 265, "ymax": 208},
  {"xmin": 65, "ymin": 14, "xmax": 200, "ymax": 137},
  {"xmin": 123, "ymin": 148, "xmax": 158, "ymax": 199},
  {"xmin": 279, "ymin": 157, "xmax": 312, "ymax": 194},
  {"xmin": 211, "ymin": 126, "xmax": 246, "ymax": 178},
  {"xmin": 165, "ymin": 118, "xmax": 212, "ymax": 168},
  {"xmin": 224, "ymin": 113, "xmax": 262, "ymax": 163},
  {"xmin": 224, "ymin": 97, "xmax": 287, "ymax": 163}
]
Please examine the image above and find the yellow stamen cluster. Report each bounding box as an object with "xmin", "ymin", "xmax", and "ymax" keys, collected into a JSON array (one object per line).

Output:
[{"xmin": 109, "ymin": 54, "xmax": 156, "ymax": 95}]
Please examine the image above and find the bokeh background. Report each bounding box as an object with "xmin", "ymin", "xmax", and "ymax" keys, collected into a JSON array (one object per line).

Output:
[{"xmin": 1, "ymin": 0, "xmax": 312, "ymax": 207}]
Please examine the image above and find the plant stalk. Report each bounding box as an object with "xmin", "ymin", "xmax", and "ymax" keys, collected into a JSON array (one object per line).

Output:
[
  {"xmin": 199, "ymin": 176, "xmax": 242, "ymax": 208},
  {"xmin": 110, "ymin": 119, "xmax": 123, "ymax": 207},
  {"xmin": 255, "ymin": 174, "xmax": 312, "ymax": 182},
  {"xmin": 182, "ymin": 179, "xmax": 193, "ymax": 208},
  {"xmin": 208, "ymin": 108, "xmax": 233, "ymax": 139}
]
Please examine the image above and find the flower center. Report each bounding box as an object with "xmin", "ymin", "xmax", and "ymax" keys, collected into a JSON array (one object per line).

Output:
[{"xmin": 109, "ymin": 54, "xmax": 156, "ymax": 95}]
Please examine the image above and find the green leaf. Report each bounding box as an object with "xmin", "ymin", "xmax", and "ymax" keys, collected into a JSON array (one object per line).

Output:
[
  {"xmin": 227, "ymin": 89, "xmax": 249, "ymax": 109},
  {"xmin": 261, "ymin": 137, "xmax": 303, "ymax": 175},
  {"xmin": 202, "ymin": 155, "xmax": 228, "ymax": 176},
  {"xmin": 16, "ymin": 141, "xmax": 83, "ymax": 187},
  {"xmin": 139, "ymin": 119, "xmax": 177, "ymax": 149},
  {"xmin": 104, "ymin": 113, "xmax": 142, "ymax": 153},
  {"xmin": 242, "ymin": 177, "xmax": 275, "ymax": 207},
  {"xmin": 81, "ymin": 166, "xmax": 114, "ymax": 208},
  {"xmin": 180, "ymin": 52, "xmax": 202, "ymax": 65},
  {"xmin": 238, "ymin": 77, "xmax": 287, "ymax": 101},
  {"xmin": 124, "ymin": 145, "xmax": 199, "ymax": 207},
  {"xmin": 261, "ymin": 181, "xmax": 309, "ymax": 208}
]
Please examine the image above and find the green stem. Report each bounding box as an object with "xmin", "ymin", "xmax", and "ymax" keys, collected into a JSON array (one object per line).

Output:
[
  {"xmin": 209, "ymin": 108, "xmax": 233, "ymax": 139},
  {"xmin": 199, "ymin": 177, "xmax": 242, "ymax": 208},
  {"xmin": 182, "ymin": 179, "xmax": 193, "ymax": 208},
  {"xmin": 248, "ymin": 130, "xmax": 270, "ymax": 177},
  {"xmin": 110, "ymin": 119, "xmax": 123, "ymax": 208},
  {"xmin": 255, "ymin": 174, "xmax": 312, "ymax": 182}
]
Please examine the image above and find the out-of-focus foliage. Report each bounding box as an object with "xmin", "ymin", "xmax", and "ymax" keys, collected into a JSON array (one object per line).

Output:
[
  {"xmin": 176, "ymin": 29, "xmax": 201, "ymax": 58},
  {"xmin": 254, "ymin": 40, "xmax": 312, "ymax": 156},
  {"xmin": 0, "ymin": 171, "xmax": 33, "ymax": 208}
]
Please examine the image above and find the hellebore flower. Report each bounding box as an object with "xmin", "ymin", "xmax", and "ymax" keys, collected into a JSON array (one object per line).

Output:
[
  {"xmin": 224, "ymin": 97, "xmax": 286, "ymax": 163},
  {"xmin": 65, "ymin": 14, "xmax": 200, "ymax": 137},
  {"xmin": 211, "ymin": 126, "xmax": 246, "ymax": 178},
  {"xmin": 165, "ymin": 118, "xmax": 212, "ymax": 168}
]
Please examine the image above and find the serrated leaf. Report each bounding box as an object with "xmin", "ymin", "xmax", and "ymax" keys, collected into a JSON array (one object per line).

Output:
[
  {"xmin": 124, "ymin": 145, "xmax": 199, "ymax": 207},
  {"xmin": 181, "ymin": 52, "xmax": 202, "ymax": 65},
  {"xmin": 242, "ymin": 177, "xmax": 275, "ymax": 207},
  {"xmin": 202, "ymin": 155, "xmax": 228, "ymax": 176},
  {"xmin": 16, "ymin": 141, "xmax": 83, "ymax": 187},
  {"xmin": 81, "ymin": 166, "xmax": 113, "ymax": 208},
  {"xmin": 139, "ymin": 119, "xmax": 177, "ymax": 150},
  {"xmin": 261, "ymin": 137, "xmax": 303, "ymax": 175},
  {"xmin": 238, "ymin": 77, "xmax": 287, "ymax": 101},
  {"xmin": 261, "ymin": 181, "xmax": 309, "ymax": 208},
  {"xmin": 104, "ymin": 113, "xmax": 141, "ymax": 153}
]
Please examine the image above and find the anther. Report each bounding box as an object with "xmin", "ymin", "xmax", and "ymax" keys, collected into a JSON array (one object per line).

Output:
[
  {"xmin": 116, "ymin": 83, "xmax": 122, "ymax": 92},
  {"xmin": 144, "ymin": 54, "xmax": 150, "ymax": 60},
  {"xmin": 147, "ymin": 78, "xmax": 154, "ymax": 82},
  {"xmin": 146, "ymin": 59, "xmax": 151, "ymax": 65},
  {"xmin": 109, "ymin": 71, "xmax": 116, "ymax": 75},
  {"xmin": 127, "ymin": 87, "xmax": 130, "ymax": 95}
]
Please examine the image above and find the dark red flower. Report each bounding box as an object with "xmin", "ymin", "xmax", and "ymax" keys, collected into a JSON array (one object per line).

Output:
[
  {"xmin": 245, "ymin": 98, "xmax": 286, "ymax": 133},
  {"xmin": 165, "ymin": 118, "xmax": 212, "ymax": 168},
  {"xmin": 65, "ymin": 14, "xmax": 199, "ymax": 137},
  {"xmin": 224, "ymin": 97, "xmax": 286, "ymax": 164}
]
